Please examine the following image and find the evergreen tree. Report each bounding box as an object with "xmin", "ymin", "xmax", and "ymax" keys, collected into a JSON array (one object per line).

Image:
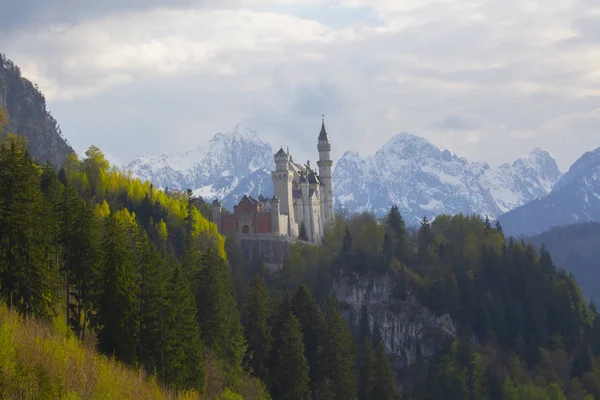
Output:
[
  {"xmin": 371, "ymin": 341, "xmax": 400, "ymax": 400},
  {"xmin": 243, "ymin": 275, "xmax": 273, "ymax": 383},
  {"xmin": 195, "ymin": 250, "xmax": 246, "ymax": 378},
  {"xmin": 299, "ymin": 222, "xmax": 309, "ymax": 241},
  {"xmin": 319, "ymin": 296, "xmax": 358, "ymax": 399},
  {"xmin": 359, "ymin": 338, "xmax": 375, "ymax": 400},
  {"xmin": 417, "ymin": 216, "xmax": 433, "ymax": 260},
  {"xmin": 495, "ymin": 221, "xmax": 503, "ymax": 235},
  {"xmin": 95, "ymin": 211, "xmax": 139, "ymax": 365},
  {"xmin": 291, "ymin": 285, "xmax": 322, "ymax": 388},
  {"xmin": 386, "ymin": 205, "xmax": 408, "ymax": 260},
  {"xmin": 67, "ymin": 199, "xmax": 102, "ymax": 340},
  {"xmin": 163, "ymin": 265, "xmax": 205, "ymax": 391},
  {"xmin": 0, "ymin": 138, "xmax": 54, "ymax": 318},
  {"xmin": 273, "ymin": 312, "xmax": 311, "ymax": 400}
]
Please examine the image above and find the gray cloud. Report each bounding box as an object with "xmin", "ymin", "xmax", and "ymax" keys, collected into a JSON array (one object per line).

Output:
[{"xmin": 1, "ymin": 0, "xmax": 599, "ymax": 172}]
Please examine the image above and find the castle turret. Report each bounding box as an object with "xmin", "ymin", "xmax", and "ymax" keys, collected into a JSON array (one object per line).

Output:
[
  {"xmin": 317, "ymin": 117, "xmax": 334, "ymax": 228},
  {"xmin": 212, "ymin": 199, "xmax": 222, "ymax": 231},
  {"xmin": 272, "ymin": 147, "xmax": 297, "ymax": 236},
  {"xmin": 270, "ymin": 195, "xmax": 281, "ymax": 235}
]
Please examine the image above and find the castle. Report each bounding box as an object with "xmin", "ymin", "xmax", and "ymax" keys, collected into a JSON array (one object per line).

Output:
[{"xmin": 211, "ymin": 118, "xmax": 334, "ymax": 244}]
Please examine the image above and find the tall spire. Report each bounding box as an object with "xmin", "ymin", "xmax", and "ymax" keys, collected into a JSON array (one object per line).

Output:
[{"xmin": 319, "ymin": 114, "xmax": 329, "ymax": 141}]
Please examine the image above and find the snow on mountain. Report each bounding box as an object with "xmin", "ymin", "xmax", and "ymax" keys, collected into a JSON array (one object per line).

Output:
[
  {"xmin": 498, "ymin": 147, "xmax": 600, "ymax": 237},
  {"xmin": 334, "ymin": 133, "xmax": 562, "ymax": 224},
  {"xmin": 126, "ymin": 126, "xmax": 563, "ymax": 225},
  {"xmin": 125, "ymin": 124, "xmax": 275, "ymax": 209}
]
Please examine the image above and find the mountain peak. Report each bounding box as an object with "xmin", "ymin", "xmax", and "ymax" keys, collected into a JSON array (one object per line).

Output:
[
  {"xmin": 221, "ymin": 124, "xmax": 269, "ymax": 144},
  {"xmin": 380, "ymin": 132, "xmax": 439, "ymax": 159}
]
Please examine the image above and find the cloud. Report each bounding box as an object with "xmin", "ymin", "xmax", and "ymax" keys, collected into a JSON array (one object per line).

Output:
[{"xmin": 1, "ymin": 0, "xmax": 599, "ymax": 172}]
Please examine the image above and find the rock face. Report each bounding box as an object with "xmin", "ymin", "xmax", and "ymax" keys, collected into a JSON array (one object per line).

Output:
[
  {"xmin": 498, "ymin": 147, "xmax": 600, "ymax": 237},
  {"xmin": 334, "ymin": 133, "xmax": 562, "ymax": 224},
  {"xmin": 0, "ymin": 54, "xmax": 73, "ymax": 166},
  {"xmin": 332, "ymin": 275, "xmax": 456, "ymax": 371}
]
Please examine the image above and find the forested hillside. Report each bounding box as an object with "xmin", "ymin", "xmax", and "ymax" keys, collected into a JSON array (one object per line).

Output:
[
  {"xmin": 3, "ymin": 95, "xmax": 600, "ymax": 400},
  {"xmin": 231, "ymin": 207, "xmax": 600, "ymax": 399},
  {"xmin": 0, "ymin": 54, "xmax": 73, "ymax": 166}
]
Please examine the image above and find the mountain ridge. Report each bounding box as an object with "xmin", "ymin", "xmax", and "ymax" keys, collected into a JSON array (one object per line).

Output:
[
  {"xmin": 125, "ymin": 127, "xmax": 562, "ymax": 223},
  {"xmin": 498, "ymin": 145, "xmax": 600, "ymax": 237}
]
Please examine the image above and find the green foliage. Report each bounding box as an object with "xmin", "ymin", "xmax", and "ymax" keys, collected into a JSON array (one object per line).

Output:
[
  {"xmin": 299, "ymin": 222, "xmax": 309, "ymax": 241},
  {"xmin": 272, "ymin": 313, "xmax": 311, "ymax": 400},
  {"xmin": 372, "ymin": 341, "xmax": 400, "ymax": 400},
  {"xmin": 243, "ymin": 276, "xmax": 273, "ymax": 383},
  {"xmin": 319, "ymin": 296, "xmax": 358, "ymax": 399},
  {"xmin": 163, "ymin": 265, "xmax": 205, "ymax": 391},
  {"xmin": 195, "ymin": 250, "xmax": 246, "ymax": 381},
  {"xmin": 95, "ymin": 210, "xmax": 140, "ymax": 365}
]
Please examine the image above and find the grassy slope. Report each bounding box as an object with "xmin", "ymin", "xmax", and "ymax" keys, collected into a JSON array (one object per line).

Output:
[
  {"xmin": 0, "ymin": 305, "xmax": 269, "ymax": 400},
  {"xmin": 0, "ymin": 304, "xmax": 194, "ymax": 399}
]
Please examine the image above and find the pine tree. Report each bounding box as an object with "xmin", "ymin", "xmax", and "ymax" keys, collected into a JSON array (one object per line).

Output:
[
  {"xmin": 0, "ymin": 138, "xmax": 54, "ymax": 317},
  {"xmin": 195, "ymin": 250, "xmax": 246, "ymax": 378},
  {"xmin": 243, "ymin": 275, "xmax": 273, "ymax": 383},
  {"xmin": 371, "ymin": 341, "xmax": 400, "ymax": 400},
  {"xmin": 386, "ymin": 205, "xmax": 408, "ymax": 260},
  {"xmin": 359, "ymin": 339, "xmax": 375, "ymax": 400},
  {"xmin": 67, "ymin": 199, "xmax": 102, "ymax": 340},
  {"xmin": 292, "ymin": 285, "xmax": 322, "ymax": 388},
  {"xmin": 95, "ymin": 211, "xmax": 139, "ymax": 365},
  {"xmin": 495, "ymin": 221, "xmax": 503, "ymax": 235},
  {"xmin": 268, "ymin": 290, "xmax": 293, "ymax": 380},
  {"xmin": 417, "ymin": 216, "xmax": 433, "ymax": 260},
  {"xmin": 273, "ymin": 312, "xmax": 311, "ymax": 400},
  {"xmin": 163, "ymin": 265, "xmax": 205, "ymax": 391},
  {"xmin": 299, "ymin": 222, "xmax": 309, "ymax": 241},
  {"xmin": 319, "ymin": 296, "xmax": 358, "ymax": 399}
]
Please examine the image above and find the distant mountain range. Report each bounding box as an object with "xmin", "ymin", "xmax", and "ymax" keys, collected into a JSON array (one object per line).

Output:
[
  {"xmin": 499, "ymin": 147, "xmax": 600, "ymax": 237},
  {"xmin": 334, "ymin": 133, "xmax": 562, "ymax": 224},
  {"xmin": 125, "ymin": 126, "xmax": 567, "ymax": 225}
]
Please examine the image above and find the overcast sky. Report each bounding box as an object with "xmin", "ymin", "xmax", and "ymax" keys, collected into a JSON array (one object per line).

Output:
[{"xmin": 1, "ymin": 0, "xmax": 599, "ymax": 170}]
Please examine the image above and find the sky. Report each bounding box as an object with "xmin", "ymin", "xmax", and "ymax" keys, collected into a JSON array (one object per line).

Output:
[{"xmin": 1, "ymin": 0, "xmax": 599, "ymax": 170}]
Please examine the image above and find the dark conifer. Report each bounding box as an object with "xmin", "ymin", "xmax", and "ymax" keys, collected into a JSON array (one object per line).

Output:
[
  {"xmin": 372, "ymin": 341, "xmax": 400, "ymax": 400},
  {"xmin": 319, "ymin": 296, "xmax": 358, "ymax": 399},
  {"xmin": 95, "ymin": 211, "xmax": 139, "ymax": 365},
  {"xmin": 273, "ymin": 312, "xmax": 311, "ymax": 400},
  {"xmin": 358, "ymin": 338, "xmax": 375, "ymax": 400},
  {"xmin": 299, "ymin": 222, "xmax": 309, "ymax": 241},
  {"xmin": 243, "ymin": 275, "xmax": 273, "ymax": 383},
  {"xmin": 163, "ymin": 265, "xmax": 205, "ymax": 391},
  {"xmin": 195, "ymin": 250, "xmax": 246, "ymax": 378},
  {"xmin": 292, "ymin": 285, "xmax": 322, "ymax": 388}
]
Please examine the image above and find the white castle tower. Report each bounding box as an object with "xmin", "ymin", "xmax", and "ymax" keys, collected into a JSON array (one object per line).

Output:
[{"xmin": 317, "ymin": 116, "xmax": 334, "ymax": 228}]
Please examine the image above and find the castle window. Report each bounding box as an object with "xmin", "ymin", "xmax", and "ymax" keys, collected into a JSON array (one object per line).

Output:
[{"xmin": 242, "ymin": 225, "xmax": 250, "ymax": 234}]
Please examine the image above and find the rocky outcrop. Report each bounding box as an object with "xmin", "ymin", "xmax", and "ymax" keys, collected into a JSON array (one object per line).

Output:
[
  {"xmin": 0, "ymin": 54, "xmax": 73, "ymax": 167},
  {"xmin": 332, "ymin": 275, "xmax": 456, "ymax": 371}
]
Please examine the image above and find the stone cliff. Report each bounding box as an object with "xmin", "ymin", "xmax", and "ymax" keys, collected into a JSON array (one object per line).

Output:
[{"xmin": 332, "ymin": 275, "xmax": 456, "ymax": 371}]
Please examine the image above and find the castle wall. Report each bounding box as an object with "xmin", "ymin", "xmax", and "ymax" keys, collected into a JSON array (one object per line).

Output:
[
  {"xmin": 221, "ymin": 214, "xmax": 237, "ymax": 235},
  {"xmin": 255, "ymin": 213, "xmax": 272, "ymax": 234}
]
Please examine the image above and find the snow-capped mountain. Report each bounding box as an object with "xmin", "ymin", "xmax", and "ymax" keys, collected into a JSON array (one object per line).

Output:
[
  {"xmin": 334, "ymin": 133, "xmax": 562, "ymax": 224},
  {"xmin": 125, "ymin": 125, "xmax": 275, "ymax": 209},
  {"xmin": 126, "ymin": 127, "xmax": 563, "ymax": 225},
  {"xmin": 498, "ymin": 147, "xmax": 600, "ymax": 237}
]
